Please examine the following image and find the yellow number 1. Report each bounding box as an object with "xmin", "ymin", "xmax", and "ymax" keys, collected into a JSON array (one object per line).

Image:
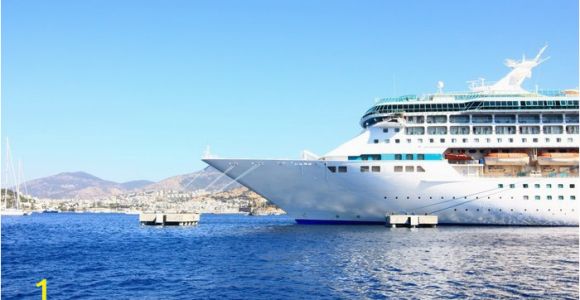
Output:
[{"xmin": 36, "ymin": 279, "xmax": 47, "ymax": 300}]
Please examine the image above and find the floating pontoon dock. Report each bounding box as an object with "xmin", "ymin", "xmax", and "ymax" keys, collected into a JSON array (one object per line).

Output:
[
  {"xmin": 386, "ymin": 214, "xmax": 438, "ymax": 228},
  {"xmin": 139, "ymin": 212, "xmax": 200, "ymax": 226}
]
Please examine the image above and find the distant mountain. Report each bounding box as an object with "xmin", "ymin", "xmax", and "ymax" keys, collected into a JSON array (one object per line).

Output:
[
  {"xmin": 24, "ymin": 171, "xmax": 125, "ymax": 199},
  {"xmin": 23, "ymin": 167, "xmax": 241, "ymax": 200}
]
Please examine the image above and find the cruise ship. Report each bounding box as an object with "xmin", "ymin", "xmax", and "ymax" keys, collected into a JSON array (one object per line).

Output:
[{"xmin": 204, "ymin": 46, "xmax": 579, "ymax": 225}]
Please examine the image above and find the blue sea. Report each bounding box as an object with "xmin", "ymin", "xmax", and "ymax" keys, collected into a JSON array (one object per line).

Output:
[{"xmin": 1, "ymin": 213, "xmax": 578, "ymax": 299}]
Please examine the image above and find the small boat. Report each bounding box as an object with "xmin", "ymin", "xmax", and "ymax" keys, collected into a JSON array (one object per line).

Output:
[
  {"xmin": 485, "ymin": 153, "xmax": 529, "ymax": 165},
  {"xmin": 1, "ymin": 208, "xmax": 26, "ymax": 216},
  {"xmin": 42, "ymin": 209, "xmax": 61, "ymax": 213},
  {"xmin": 537, "ymin": 152, "xmax": 579, "ymax": 166},
  {"xmin": 445, "ymin": 153, "xmax": 473, "ymax": 161}
]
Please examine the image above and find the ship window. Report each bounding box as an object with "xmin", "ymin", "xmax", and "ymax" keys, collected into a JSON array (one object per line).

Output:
[
  {"xmin": 473, "ymin": 126, "xmax": 492, "ymax": 135},
  {"xmin": 426, "ymin": 115, "xmax": 447, "ymax": 124},
  {"xmin": 521, "ymin": 138, "xmax": 527, "ymax": 143},
  {"xmin": 543, "ymin": 126, "xmax": 563, "ymax": 134},
  {"xmin": 558, "ymin": 195, "xmax": 564, "ymax": 200},
  {"xmin": 417, "ymin": 154, "xmax": 425, "ymax": 160},
  {"xmin": 523, "ymin": 184, "xmax": 528, "ymax": 188},
  {"xmin": 571, "ymin": 184, "xmax": 576, "ymax": 188},
  {"xmin": 452, "ymin": 138, "xmax": 457, "ymax": 143},
  {"xmin": 472, "ymin": 115, "xmax": 493, "ymax": 123},
  {"xmin": 385, "ymin": 139, "xmax": 390, "ymax": 143},
  {"xmin": 405, "ymin": 154, "xmax": 413, "ymax": 160},
  {"xmin": 523, "ymin": 196, "xmax": 529, "ymax": 200},
  {"xmin": 450, "ymin": 115, "xmax": 470, "ymax": 123},
  {"xmin": 338, "ymin": 166, "xmax": 347, "ymax": 173},
  {"xmin": 417, "ymin": 166, "xmax": 425, "ymax": 172},
  {"xmin": 327, "ymin": 166, "xmax": 336, "ymax": 173},
  {"xmin": 373, "ymin": 139, "xmax": 379, "ymax": 144},
  {"xmin": 533, "ymin": 138, "xmax": 538, "ymax": 142},
  {"xmin": 395, "ymin": 128, "xmax": 400, "ymax": 132},
  {"xmin": 519, "ymin": 114, "xmax": 540, "ymax": 124},
  {"xmin": 427, "ymin": 126, "xmax": 447, "ymax": 135},
  {"xmin": 394, "ymin": 166, "xmax": 403, "ymax": 172},
  {"xmin": 405, "ymin": 127, "xmax": 425, "ymax": 135},
  {"xmin": 406, "ymin": 116, "xmax": 425, "ymax": 124},
  {"xmin": 495, "ymin": 115, "xmax": 516, "ymax": 124},
  {"xmin": 546, "ymin": 184, "xmax": 552, "ymax": 188},
  {"xmin": 568, "ymin": 138, "xmax": 574, "ymax": 142},
  {"xmin": 449, "ymin": 126, "xmax": 469, "ymax": 135},
  {"xmin": 463, "ymin": 138, "xmax": 468, "ymax": 143},
  {"xmin": 545, "ymin": 138, "xmax": 550, "ymax": 142},
  {"xmin": 405, "ymin": 166, "xmax": 414, "ymax": 172},
  {"xmin": 406, "ymin": 139, "xmax": 411, "ymax": 143},
  {"xmin": 371, "ymin": 166, "xmax": 380, "ymax": 172},
  {"xmin": 509, "ymin": 184, "xmax": 515, "ymax": 188},
  {"xmin": 547, "ymin": 195, "xmax": 552, "ymax": 200},
  {"xmin": 542, "ymin": 114, "xmax": 563, "ymax": 123},
  {"xmin": 520, "ymin": 126, "xmax": 540, "ymax": 134},
  {"xmin": 395, "ymin": 139, "xmax": 400, "ymax": 143},
  {"xmin": 360, "ymin": 166, "xmax": 369, "ymax": 172},
  {"xmin": 509, "ymin": 138, "xmax": 514, "ymax": 143},
  {"xmin": 496, "ymin": 126, "xmax": 516, "ymax": 135},
  {"xmin": 395, "ymin": 154, "xmax": 402, "ymax": 160},
  {"xmin": 566, "ymin": 125, "xmax": 579, "ymax": 134},
  {"xmin": 474, "ymin": 138, "xmax": 480, "ymax": 143},
  {"xmin": 556, "ymin": 138, "xmax": 561, "ymax": 142},
  {"xmin": 534, "ymin": 184, "xmax": 540, "ymax": 188},
  {"xmin": 558, "ymin": 184, "xmax": 564, "ymax": 188},
  {"xmin": 429, "ymin": 138, "xmax": 434, "ymax": 143},
  {"xmin": 418, "ymin": 138, "xmax": 423, "ymax": 143},
  {"xmin": 534, "ymin": 195, "xmax": 540, "ymax": 200},
  {"xmin": 383, "ymin": 128, "xmax": 389, "ymax": 133},
  {"xmin": 440, "ymin": 138, "xmax": 445, "ymax": 143},
  {"xmin": 571, "ymin": 196, "xmax": 576, "ymax": 200},
  {"xmin": 565, "ymin": 114, "xmax": 579, "ymax": 123},
  {"xmin": 498, "ymin": 184, "xmax": 504, "ymax": 188}
]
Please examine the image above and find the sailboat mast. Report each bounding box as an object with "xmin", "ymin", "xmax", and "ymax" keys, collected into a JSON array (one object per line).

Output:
[{"xmin": 16, "ymin": 160, "xmax": 21, "ymax": 210}]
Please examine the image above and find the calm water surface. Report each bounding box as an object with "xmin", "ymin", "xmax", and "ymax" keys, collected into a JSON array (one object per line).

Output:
[{"xmin": 1, "ymin": 213, "xmax": 578, "ymax": 299}]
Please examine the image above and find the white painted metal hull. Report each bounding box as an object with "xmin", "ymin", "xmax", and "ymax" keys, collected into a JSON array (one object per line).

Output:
[{"xmin": 204, "ymin": 158, "xmax": 579, "ymax": 225}]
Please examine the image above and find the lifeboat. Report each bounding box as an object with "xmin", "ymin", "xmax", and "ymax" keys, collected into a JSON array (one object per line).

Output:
[
  {"xmin": 537, "ymin": 152, "xmax": 579, "ymax": 166},
  {"xmin": 484, "ymin": 153, "xmax": 529, "ymax": 166},
  {"xmin": 444, "ymin": 153, "xmax": 473, "ymax": 161}
]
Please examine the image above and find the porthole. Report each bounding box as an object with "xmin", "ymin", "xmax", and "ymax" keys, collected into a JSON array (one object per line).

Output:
[{"xmin": 465, "ymin": 209, "xmax": 468, "ymax": 212}]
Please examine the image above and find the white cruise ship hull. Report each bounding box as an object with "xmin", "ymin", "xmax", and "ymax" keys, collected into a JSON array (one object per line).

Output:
[{"xmin": 204, "ymin": 158, "xmax": 579, "ymax": 225}]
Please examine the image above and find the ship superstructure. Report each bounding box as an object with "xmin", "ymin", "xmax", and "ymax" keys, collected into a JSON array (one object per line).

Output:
[{"xmin": 204, "ymin": 47, "xmax": 579, "ymax": 225}]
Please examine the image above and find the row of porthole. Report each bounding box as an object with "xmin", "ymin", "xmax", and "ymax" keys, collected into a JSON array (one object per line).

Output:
[
  {"xmin": 499, "ymin": 183, "xmax": 576, "ymax": 189},
  {"xmin": 524, "ymin": 195, "xmax": 576, "ymax": 200},
  {"xmin": 375, "ymin": 137, "xmax": 576, "ymax": 144}
]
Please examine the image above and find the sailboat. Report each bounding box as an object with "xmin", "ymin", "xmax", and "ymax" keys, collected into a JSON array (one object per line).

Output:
[{"xmin": 1, "ymin": 139, "xmax": 29, "ymax": 216}]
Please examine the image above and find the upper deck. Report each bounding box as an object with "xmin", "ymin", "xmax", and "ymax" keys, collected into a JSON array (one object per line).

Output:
[
  {"xmin": 360, "ymin": 46, "xmax": 579, "ymax": 128},
  {"xmin": 361, "ymin": 91, "xmax": 579, "ymax": 128}
]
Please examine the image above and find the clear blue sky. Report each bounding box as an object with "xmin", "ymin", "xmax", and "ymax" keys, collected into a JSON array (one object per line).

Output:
[{"xmin": 2, "ymin": 0, "xmax": 578, "ymax": 182}]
